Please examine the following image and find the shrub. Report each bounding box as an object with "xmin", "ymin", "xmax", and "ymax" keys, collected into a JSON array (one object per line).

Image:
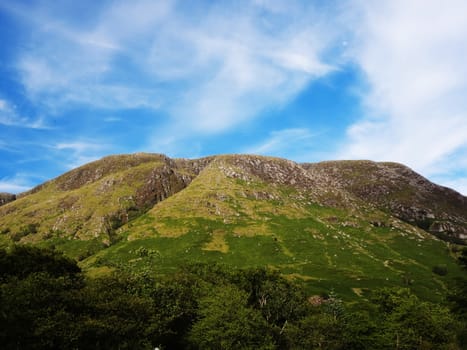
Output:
[{"xmin": 432, "ymin": 265, "xmax": 448, "ymax": 276}]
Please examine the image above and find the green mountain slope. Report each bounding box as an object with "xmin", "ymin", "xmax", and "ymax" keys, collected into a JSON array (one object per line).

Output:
[
  {"xmin": 0, "ymin": 154, "xmax": 465, "ymax": 300},
  {"xmin": 0, "ymin": 154, "xmax": 211, "ymax": 244}
]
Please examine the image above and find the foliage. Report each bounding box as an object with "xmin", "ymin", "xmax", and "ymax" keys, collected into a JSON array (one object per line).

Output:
[
  {"xmin": 11, "ymin": 223, "xmax": 39, "ymax": 241},
  {"xmin": 189, "ymin": 285, "xmax": 275, "ymax": 349},
  {"xmin": 458, "ymin": 247, "xmax": 467, "ymax": 268},
  {"xmin": 448, "ymin": 247, "xmax": 467, "ymax": 345},
  {"xmin": 0, "ymin": 246, "xmax": 84, "ymax": 349},
  {"xmin": 2, "ymin": 156, "xmax": 465, "ymax": 303},
  {"xmin": 0, "ymin": 245, "xmax": 463, "ymax": 349},
  {"xmin": 370, "ymin": 288, "xmax": 459, "ymax": 349},
  {"xmin": 432, "ymin": 264, "xmax": 448, "ymax": 276},
  {"xmin": 0, "ymin": 245, "xmax": 81, "ymax": 281}
]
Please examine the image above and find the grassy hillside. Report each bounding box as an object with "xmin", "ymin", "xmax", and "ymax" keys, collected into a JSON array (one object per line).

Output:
[
  {"xmin": 0, "ymin": 153, "xmax": 205, "ymax": 244},
  {"xmin": 0, "ymin": 154, "xmax": 465, "ymax": 301},
  {"xmin": 81, "ymin": 156, "xmax": 463, "ymax": 301}
]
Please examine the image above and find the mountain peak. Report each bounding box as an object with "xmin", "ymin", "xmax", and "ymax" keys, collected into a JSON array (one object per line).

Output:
[
  {"xmin": 1, "ymin": 153, "xmax": 465, "ymax": 300},
  {"xmin": 0, "ymin": 153, "xmax": 466, "ymax": 246}
]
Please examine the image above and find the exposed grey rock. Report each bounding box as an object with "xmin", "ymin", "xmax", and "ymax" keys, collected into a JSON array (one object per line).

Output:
[
  {"xmin": 0, "ymin": 193, "xmax": 16, "ymax": 206},
  {"xmin": 302, "ymin": 160, "xmax": 467, "ymax": 243}
]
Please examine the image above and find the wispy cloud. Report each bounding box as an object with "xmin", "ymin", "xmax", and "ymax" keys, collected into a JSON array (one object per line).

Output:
[
  {"xmin": 54, "ymin": 141, "xmax": 102, "ymax": 153},
  {"xmin": 10, "ymin": 0, "xmax": 338, "ymax": 131},
  {"xmin": 0, "ymin": 98, "xmax": 49, "ymax": 129},
  {"xmin": 7, "ymin": 0, "xmax": 164, "ymax": 111},
  {"xmin": 339, "ymin": 0, "xmax": 467, "ymax": 180},
  {"xmin": 2, "ymin": 0, "xmax": 466, "ymax": 196},
  {"xmin": 0, "ymin": 181, "xmax": 29, "ymax": 194},
  {"xmin": 161, "ymin": 9, "xmax": 335, "ymax": 132},
  {"xmin": 0, "ymin": 174, "xmax": 35, "ymax": 193},
  {"xmin": 52, "ymin": 141, "xmax": 109, "ymax": 169},
  {"xmin": 245, "ymin": 128, "xmax": 321, "ymax": 161}
]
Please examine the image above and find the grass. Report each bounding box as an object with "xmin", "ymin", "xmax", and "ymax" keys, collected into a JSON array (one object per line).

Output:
[
  {"xmin": 203, "ymin": 230, "xmax": 229, "ymax": 253},
  {"xmin": 0, "ymin": 159, "xmax": 167, "ymax": 241},
  {"xmin": 79, "ymin": 203, "xmax": 464, "ymax": 302},
  {"xmin": 1, "ymin": 154, "xmax": 464, "ymax": 303},
  {"xmin": 35, "ymin": 237, "xmax": 107, "ymax": 261},
  {"xmin": 78, "ymin": 160, "xmax": 464, "ymax": 302}
]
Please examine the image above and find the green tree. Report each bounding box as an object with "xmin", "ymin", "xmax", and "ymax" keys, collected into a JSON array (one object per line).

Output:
[
  {"xmin": 189, "ymin": 285, "xmax": 275, "ymax": 349},
  {"xmin": 148, "ymin": 272, "xmax": 202, "ymax": 348},
  {"xmin": 285, "ymin": 309, "xmax": 344, "ymax": 349},
  {"xmin": 0, "ymin": 245, "xmax": 80, "ymax": 281},
  {"xmin": 0, "ymin": 272, "xmax": 85, "ymax": 349},
  {"xmin": 341, "ymin": 308, "xmax": 381, "ymax": 350},
  {"xmin": 371, "ymin": 288, "xmax": 458, "ymax": 349},
  {"xmin": 234, "ymin": 269, "xmax": 307, "ymax": 323},
  {"xmin": 448, "ymin": 247, "xmax": 467, "ymax": 345},
  {"xmin": 76, "ymin": 274, "xmax": 154, "ymax": 349},
  {"xmin": 0, "ymin": 245, "xmax": 84, "ymax": 349}
]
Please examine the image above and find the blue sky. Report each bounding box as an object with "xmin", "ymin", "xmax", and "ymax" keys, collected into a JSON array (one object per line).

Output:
[{"xmin": 1, "ymin": 0, "xmax": 467, "ymax": 195}]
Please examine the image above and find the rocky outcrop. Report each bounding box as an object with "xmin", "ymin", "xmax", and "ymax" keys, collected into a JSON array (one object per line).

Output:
[
  {"xmin": 0, "ymin": 154, "xmax": 219, "ymax": 243},
  {"xmin": 212, "ymin": 155, "xmax": 360, "ymax": 208},
  {"xmin": 0, "ymin": 193, "xmax": 16, "ymax": 206},
  {"xmin": 55, "ymin": 153, "xmax": 171, "ymax": 192},
  {"xmin": 135, "ymin": 165, "xmax": 194, "ymax": 209},
  {"xmin": 1, "ymin": 154, "xmax": 466, "ymax": 244},
  {"xmin": 132, "ymin": 155, "xmax": 215, "ymax": 210},
  {"xmin": 302, "ymin": 160, "xmax": 467, "ymax": 243}
]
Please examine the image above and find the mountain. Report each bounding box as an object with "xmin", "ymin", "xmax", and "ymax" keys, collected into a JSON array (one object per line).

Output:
[
  {"xmin": 0, "ymin": 154, "xmax": 210, "ymax": 243},
  {"xmin": 302, "ymin": 160, "xmax": 467, "ymax": 243},
  {"xmin": 0, "ymin": 153, "xmax": 465, "ymax": 299}
]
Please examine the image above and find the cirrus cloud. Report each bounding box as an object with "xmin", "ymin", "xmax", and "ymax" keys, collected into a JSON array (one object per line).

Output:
[
  {"xmin": 1, "ymin": 0, "xmax": 466, "ymax": 196},
  {"xmin": 338, "ymin": 0, "xmax": 467, "ymax": 193},
  {"xmin": 11, "ymin": 0, "xmax": 338, "ymax": 134}
]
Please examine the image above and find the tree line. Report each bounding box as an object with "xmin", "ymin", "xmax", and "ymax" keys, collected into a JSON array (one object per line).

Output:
[{"xmin": 1, "ymin": 245, "xmax": 466, "ymax": 349}]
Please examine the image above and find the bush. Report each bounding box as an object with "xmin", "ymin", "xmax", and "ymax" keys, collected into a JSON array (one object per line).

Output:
[
  {"xmin": 0, "ymin": 245, "xmax": 81, "ymax": 280},
  {"xmin": 11, "ymin": 223, "xmax": 39, "ymax": 242},
  {"xmin": 432, "ymin": 265, "xmax": 448, "ymax": 276}
]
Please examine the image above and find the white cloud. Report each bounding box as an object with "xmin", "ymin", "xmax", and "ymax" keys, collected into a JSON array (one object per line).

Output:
[
  {"xmin": 338, "ymin": 0, "xmax": 467, "ymax": 184},
  {"xmin": 11, "ymin": 0, "xmax": 337, "ymax": 131},
  {"xmin": 9, "ymin": 0, "xmax": 167, "ymax": 111},
  {"xmin": 0, "ymin": 175, "xmax": 34, "ymax": 193},
  {"xmin": 0, "ymin": 181, "xmax": 29, "ymax": 194},
  {"xmin": 0, "ymin": 98, "xmax": 23, "ymax": 126},
  {"xmin": 245, "ymin": 128, "xmax": 320, "ymax": 161},
  {"xmin": 0, "ymin": 98, "xmax": 49, "ymax": 129},
  {"xmin": 158, "ymin": 5, "xmax": 335, "ymax": 133},
  {"xmin": 52, "ymin": 141, "xmax": 108, "ymax": 169},
  {"xmin": 54, "ymin": 142, "xmax": 102, "ymax": 153}
]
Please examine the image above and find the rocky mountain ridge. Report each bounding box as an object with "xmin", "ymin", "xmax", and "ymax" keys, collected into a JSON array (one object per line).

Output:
[
  {"xmin": 0, "ymin": 153, "xmax": 466, "ymax": 245},
  {"xmin": 302, "ymin": 160, "xmax": 467, "ymax": 243},
  {"xmin": 2, "ymin": 153, "xmax": 466, "ymax": 300}
]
